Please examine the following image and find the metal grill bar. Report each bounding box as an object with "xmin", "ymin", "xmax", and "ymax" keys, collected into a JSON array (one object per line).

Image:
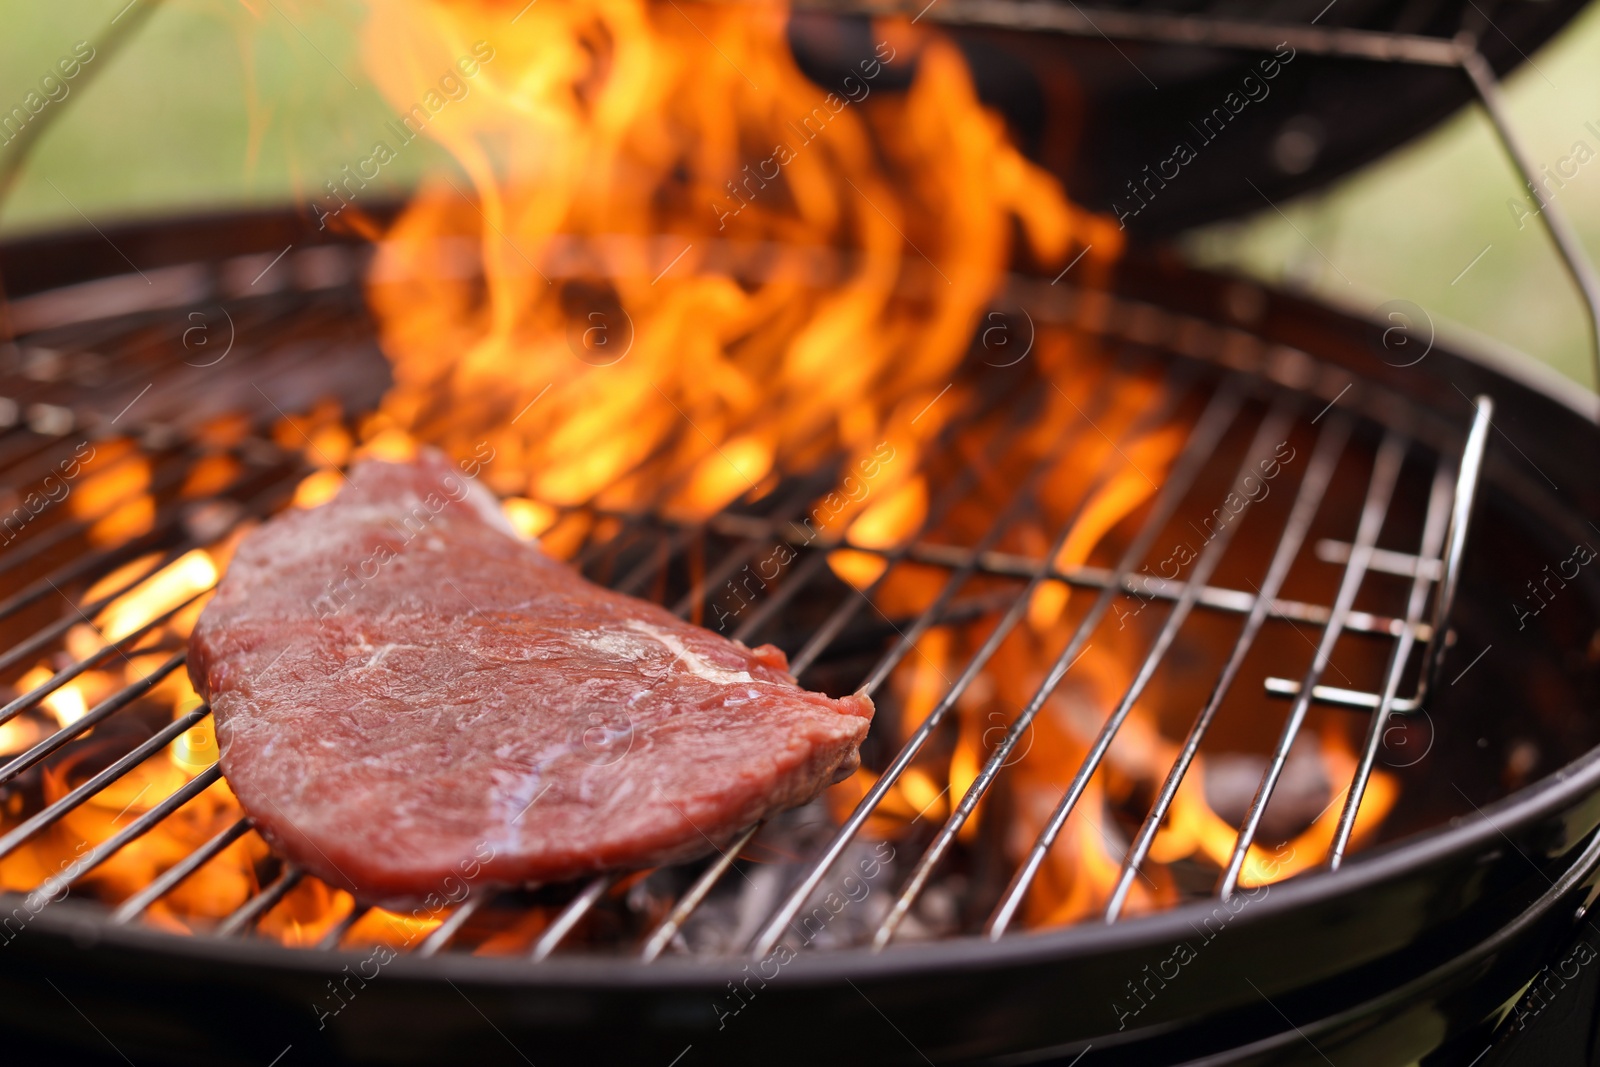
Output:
[
  {"xmin": 41, "ymin": 765, "xmax": 224, "ymax": 902},
  {"xmin": 741, "ymin": 410, "xmax": 1023, "ymax": 670},
  {"xmin": 0, "ymin": 651, "xmax": 190, "ymax": 790},
  {"xmin": 500, "ymin": 399, "xmax": 1025, "ymax": 961},
  {"xmin": 0, "ymin": 450, "xmax": 300, "ymax": 638},
  {"xmin": 415, "ymin": 893, "xmax": 488, "ymax": 958},
  {"xmin": 0, "ymin": 415, "xmax": 224, "ymax": 530},
  {"xmin": 0, "ymin": 698, "xmax": 210, "ymax": 862},
  {"xmin": 1262, "ymin": 678, "xmax": 1418, "ymax": 714},
  {"xmin": 216, "ymin": 865, "xmax": 303, "ymax": 938},
  {"xmin": 615, "ymin": 510, "xmax": 740, "ymax": 598},
  {"xmin": 802, "ymin": 392, "xmax": 1088, "ymax": 691},
  {"xmin": 730, "ymin": 548, "xmax": 831, "ymax": 645},
  {"xmin": 0, "ymin": 587, "xmax": 204, "ymax": 728},
  {"xmin": 0, "ymin": 445, "xmax": 300, "ymax": 687},
  {"xmin": 689, "ymin": 383, "xmax": 1015, "ymax": 635},
  {"xmin": 556, "ymin": 467, "xmax": 709, "ymax": 577},
  {"xmin": 617, "ymin": 479, "xmax": 828, "ymax": 607},
  {"xmin": 658, "ymin": 510, "xmax": 1427, "ymax": 641},
  {"xmin": 1461, "ymin": 53, "xmax": 1600, "ymax": 382},
  {"xmin": 0, "ymin": 423, "xmax": 69, "ymax": 473},
  {"xmin": 18, "ymin": 297, "xmax": 374, "ymax": 448},
  {"xmin": 0, "ymin": 450, "xmax": 188, "ymax": 582},
  {"xmin": 1418, "ymin": 396, "xmax": 1494, "ymax": 702},
  {"xmin": 869, "ymin": 382, "xmax": 1249, "ymax": 948},
  {"xmin": 109, "ymin": 817, "xmax": 253, "ymax": 925},
  {"xmin": 1091, "ymin": 413, "xmax": 1353, "ymax": 926},
  {"xmin": 1216, "ymin": 431, "xmax": 1409, "ymax": 899},
  {"xmin": 773, "ymin": 383, "xmax": 1060, "ymax": 681},
  {"xmin": 530, "ymin": 874, "xmax": 614, "ymax": 961},
  {"xmin": 1327, "ymin": 460, "xmax": 1455, "ymax": 869},
  {"xmin": 1, "ymin": 295, "xmax": 355, "ymax": 459},
  {"xmin": 640, "ymin": 821, "xmax": 763, "ymax": 962},
  {"xmin": 0, "ymin": 547, "xmax": 191, "ymax": 676},
  {"xmin": 316, "ymin": 905, "xmax": 370, "ymax": 951},
  {"xmin": 588, "ymin": 377, "xmax": 1101, "ymax": 960},
  {"xmin": 586, "ymin": 377, "xmax": 1003, "ymax": 628},
  {"xmin": 1315, "ymin": 541, "xmax": 1441, "ymax": 581},
  {"xmin": 572, "ymin": 373, "xmax": 997, "ymax": 598},
  {"xmin": 935, "ymin": 550, "xmax": 1422, "ymax": 641},
  {"xmin": 615, "ymin": 462, "xmax": 849, "ymax": 613},
  {"xmin": 977, "ymin": 396, "xmax": 1296, "ymax": 935},
  {"xmin": 0, "ymin": 529, "xmax": 178, "ymax": 629},
  {"xmin": 568, "ymin": 413, "xmax": 786, "ymax": 576},
  {"xmin": 668, "ymin": 480, "xmax": 832, "ymax": 616},
  {"xmin": 747, "ymin": 373, "xmax": 1222, "ymax": 959}
]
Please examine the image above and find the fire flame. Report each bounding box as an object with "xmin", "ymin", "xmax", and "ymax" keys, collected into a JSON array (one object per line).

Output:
[
  {"xmin": 0, "ymin": 0, "xmax": 1401, "ymax": 946},
  {"xmin": 360, "ymin": 0, "xmax": 1113, "ymax": 526}
]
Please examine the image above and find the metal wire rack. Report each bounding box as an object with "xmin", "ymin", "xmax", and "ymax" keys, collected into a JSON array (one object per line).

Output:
[{"xmin": 0, "ymin": 246, "xmax": 1492, "ymax": 963}]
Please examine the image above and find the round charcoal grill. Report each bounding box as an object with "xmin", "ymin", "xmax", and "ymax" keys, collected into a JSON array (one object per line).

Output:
[
  {"xmin": 2, "ymin": 6, "xmax": 1600, "ymax": 1067},
  {"xmin": 0, "ymin": 207, "xmax": 1597, "ymax": 1067}
]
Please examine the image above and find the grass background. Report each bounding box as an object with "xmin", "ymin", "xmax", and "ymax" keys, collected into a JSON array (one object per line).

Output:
[
  {"xmin": 3, "ymin": 0, "xmax": 1599, "ymax": 389},
  {"xmin": 0, "ymin": 1, "xmax": 443, "ymax": 235}
]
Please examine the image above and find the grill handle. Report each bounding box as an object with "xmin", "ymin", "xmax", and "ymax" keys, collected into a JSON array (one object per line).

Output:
[{"xmin": 1418, "ymin": 393, "xmax": 1494, "ymax": 706}]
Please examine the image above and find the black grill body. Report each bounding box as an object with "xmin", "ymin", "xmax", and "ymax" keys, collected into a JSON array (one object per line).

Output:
[{"xmin": 0, "ymin": 211, "xmax": 1596, "ymax": 1065}]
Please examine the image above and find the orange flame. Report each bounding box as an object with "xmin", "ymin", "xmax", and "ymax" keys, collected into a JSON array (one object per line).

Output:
[
  {"xmin": 0, "ymin": 0, "xmax": 1405, "ymax": 947},
  {"xmin": 361, "ymin": 0, "xmax": 1111, "ymax": 524}
]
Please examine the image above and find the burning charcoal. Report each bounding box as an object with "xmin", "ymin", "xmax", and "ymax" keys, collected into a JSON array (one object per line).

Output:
[
  {"xmin": 675, "ymin": 815, "xmax": 898, "ymax": 957},
  {"xmin": 1504, "ymin": 739, "xmax": 1541, "ymax": 791},
  {"xmin": 910, "ymin": 878, "xmax": 962, "ymax": 940},
  {"xmin": 183, "ymin": 499, "xmax": 244, "ymax": 544},
  {"xmin": 771, "ymin": 838, "xmax": 898, "ymax": 951},
  {"xmin": 1204, "ymin": 734, "xmax": 1332, "ymax": 845}
]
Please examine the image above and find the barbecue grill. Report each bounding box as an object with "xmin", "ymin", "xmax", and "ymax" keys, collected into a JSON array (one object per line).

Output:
[{"xmin": 3, "ymin": 3, "xmax": 1600, "ymax": 1066}]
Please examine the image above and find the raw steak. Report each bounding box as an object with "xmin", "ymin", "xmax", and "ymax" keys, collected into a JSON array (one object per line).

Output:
[{"xmin": 188, "ymin": 450, "xmax": 873, "ymax": 903}]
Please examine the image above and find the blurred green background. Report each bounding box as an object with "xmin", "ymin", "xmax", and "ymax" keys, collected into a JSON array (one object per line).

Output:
[
  {"xmin": 0, "ymin": 0, "xmax": 445, "ymax": 235},
  {"xmin": 3, "ymin": 0, "xmax": 1598, "ymax": 390}
]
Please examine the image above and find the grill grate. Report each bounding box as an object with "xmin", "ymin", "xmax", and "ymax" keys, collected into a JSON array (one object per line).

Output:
[{"xmin": 0, "ymin": 257, "xmax": 1490, "ymax": 965}]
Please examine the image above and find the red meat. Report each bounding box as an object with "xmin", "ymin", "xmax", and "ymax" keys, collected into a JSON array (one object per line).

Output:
[{"xmin": 187, "ymin": 450, "xmax": 872, "ymax": 904}]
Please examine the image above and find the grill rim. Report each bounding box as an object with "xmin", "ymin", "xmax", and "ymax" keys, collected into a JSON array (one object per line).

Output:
[{"xmin": 18, "ymin": 730, "xmax": 1600, "ymax": 987}]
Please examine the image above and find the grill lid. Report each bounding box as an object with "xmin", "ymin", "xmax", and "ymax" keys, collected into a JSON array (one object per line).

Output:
[{"xmin": 788, "ymin": 0, "xmax": 1592, "ymax": 233}]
